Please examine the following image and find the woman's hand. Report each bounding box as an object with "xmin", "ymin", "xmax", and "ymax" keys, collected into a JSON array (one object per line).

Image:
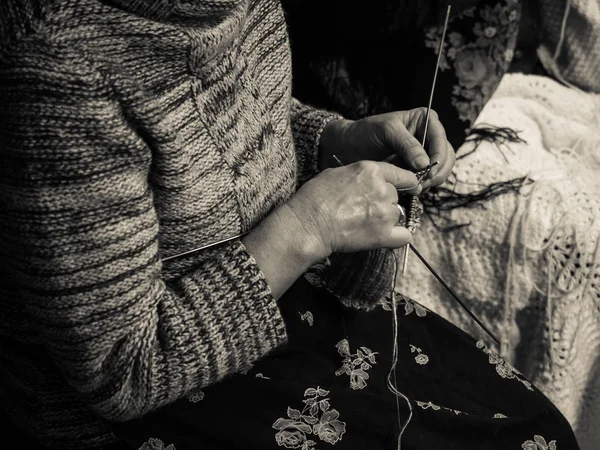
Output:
[
  {"xmin": 319, "ymin": 108, "xmax": 455, "ymax": 190},
  {"xmin": 285, "ymin": 160, "xmax": 420, "ymax": 260}
]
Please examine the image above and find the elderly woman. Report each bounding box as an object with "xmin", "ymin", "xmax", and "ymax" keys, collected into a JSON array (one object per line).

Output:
[{"xmin": 0, "ymin": 1, "xmax": 579, "ymax": 449}]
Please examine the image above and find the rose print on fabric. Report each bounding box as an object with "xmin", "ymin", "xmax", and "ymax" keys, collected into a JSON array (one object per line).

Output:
[
  {"xmin": 521, "ymin": 435, "xmax": 557, "ymax": 450},
  {"xmin": 380, "ymin": 295, "xmax": 428, "ymax": 317},
  {"xmin": 188, "ymin": 389, "xmax": 204, "ymax": 403},
  {"xmin": 410, "ymin": 344, "xmax": 430, "ymax": 365},
  {"xmin": 416, "ymin": 401, "xmax": 465, "ymax": 415},
  {"xmin": 379, "ymin": 293, "xmax": 397, "ymax": 311},
  {"xmin": 299, "ymin": 311, "xmax": 314, "ymax": 326},
  {"xmin": 334, "ymin": 339, "xmax": 378, "ymax": 390},
  {"xmin": 304, "ymin": 258, "xmax": 331, "ymax": 289},
  {"xmin": 272, "ymin": 387, "xmax": 346, "ymax": 449},
  {"xmin": 477, "ymin": 341, "xmax": 534, "ymax": 391},
  {"xmin": 139, "ymin": 438, "xmax": 176, "ymax": 450},
  {"xmin": 404, "ymin": 299, "xmax": 428, "ymax": 317},
  {"xmin": 417, "ymin": 401, "xmax": 441, "ymax": 411},
  {"xmin": 425, "ymin": 0, "xmax": 520, "ymax": 125}
]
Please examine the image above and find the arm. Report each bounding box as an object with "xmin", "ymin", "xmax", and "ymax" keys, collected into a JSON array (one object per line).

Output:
[
  {"xmin": 290, "ymin": 97, "xmax": 343, "ymax": 186},
  {"xmin": 0, "ymin": 39, "xmax": 321, "ymax": 423}
]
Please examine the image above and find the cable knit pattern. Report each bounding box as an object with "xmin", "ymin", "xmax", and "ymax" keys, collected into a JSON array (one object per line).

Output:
[{"xmin": 0, "ymin": 0, "xmax": 341, "ymax": 448}]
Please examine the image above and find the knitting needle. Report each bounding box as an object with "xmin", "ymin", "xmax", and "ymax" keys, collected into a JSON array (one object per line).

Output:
[
  {"xmin": 163, "ymin": 153, "xmax": 348, "ymax": 262},
  {"xmin": 400, "ymin": 4, "xmax": 451, "ymax": 278},
  {"xmin": 409, "ymin": 243, "xmax": 501, "ymax": 345},
  {"xmin": 162, "ymin": 151, "xmax": 400, "ymax": 263},
  {"xmin": 420, "ymin": 4, "xmax": 451, "ymax": 152},
  {"xmin": 161, "ymin": 231, "xmax": 249, "ymax": 262},
  {"xmin": 383, "ymin": 5, "xmax": 451, "ymax": 167}
]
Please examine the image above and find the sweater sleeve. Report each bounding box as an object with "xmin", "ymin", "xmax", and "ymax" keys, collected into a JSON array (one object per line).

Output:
[
  {"xmin": 290, "ymin": 97, "xmax": 343, "ymax": 186},
  {"xmin": 0, "ymin": 41, "xmax": 287, "ymax": 422}
]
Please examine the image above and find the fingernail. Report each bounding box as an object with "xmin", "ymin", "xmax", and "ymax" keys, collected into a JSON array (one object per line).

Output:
[{"xmin": 414, "ymin": 156, "xmax": 429, "ymax": 169}]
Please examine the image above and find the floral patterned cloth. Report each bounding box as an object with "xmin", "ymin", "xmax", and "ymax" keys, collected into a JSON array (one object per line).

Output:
[
  {"xmin": 112, "ymin": 276, "xmax": 578, "ymax": 449},
  {"xmin": 285, "ymin": 0, "xmax": 521, "ymax": 149}
]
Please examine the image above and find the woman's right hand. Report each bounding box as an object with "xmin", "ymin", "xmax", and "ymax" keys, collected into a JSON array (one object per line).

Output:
[{"xmin": 285, "ymin": 160, "xmax": 422, "ymax": 260}]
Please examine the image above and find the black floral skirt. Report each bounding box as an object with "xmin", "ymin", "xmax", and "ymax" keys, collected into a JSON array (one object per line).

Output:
[{"xmin": 113, "ymin": 276, "xmax": 579, "ymax": 450}]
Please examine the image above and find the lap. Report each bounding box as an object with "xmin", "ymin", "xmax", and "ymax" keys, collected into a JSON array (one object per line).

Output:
[{"xmin": 113, "ymin": 276, "xmax": 579, "ymax": 450}]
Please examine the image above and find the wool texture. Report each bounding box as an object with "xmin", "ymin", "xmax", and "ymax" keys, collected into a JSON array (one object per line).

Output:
[{"xmin": 0, "ymin": 1, "xmax": 397, "ymax": 449}]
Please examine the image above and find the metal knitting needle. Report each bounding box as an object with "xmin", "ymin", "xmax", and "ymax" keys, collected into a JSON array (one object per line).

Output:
[
  {"xmin": 409, "ymin": 243, "xmax": 501, "ymax": 346},
  {"xmin": 421, "ymin": 4, "xmax": 451, "ymax": 152},
  {"xmin": 162, "ymin": 231, "xmax": 249, "ymax": 262},
  {"xmin": 383, "ymin": 5, "xmax": 451, "ymax": 167},
  {"xmin": 333, "ymin": 153, "xmax": 498, "ymax": 345},
  {"xmin": 401, "ymin": 4, "xmax": 451, "ymax": 278},
  {"xmin": 163, "ymin": 151, "xmax": 411, "ymax": 263}
]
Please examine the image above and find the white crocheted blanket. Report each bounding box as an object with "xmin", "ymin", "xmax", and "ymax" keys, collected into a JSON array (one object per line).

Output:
[{"xmin": 399, "ymin": 73, "xmax": 600, "ymax": 450}]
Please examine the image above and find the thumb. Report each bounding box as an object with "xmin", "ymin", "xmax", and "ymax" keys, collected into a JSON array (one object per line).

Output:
[{"xmin": 382, "ymin": 120, "xmax": 430, "ymax": 171}]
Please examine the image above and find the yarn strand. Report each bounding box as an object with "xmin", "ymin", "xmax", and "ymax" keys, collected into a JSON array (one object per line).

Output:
[{"xmin": 387, "ymin": 248, "xmax": 414, "ymax": 450}]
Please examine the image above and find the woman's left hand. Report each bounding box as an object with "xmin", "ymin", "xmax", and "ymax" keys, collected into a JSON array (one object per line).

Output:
[{"xmin": 319, "ymin": 108, "xmax": 455, "ymax": 190}]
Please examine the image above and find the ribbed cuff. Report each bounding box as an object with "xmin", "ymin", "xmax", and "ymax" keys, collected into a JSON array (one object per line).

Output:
[
  {"xmin": 186, "ymin": 240, "xmax": 288, "ymax": 381},
  {"xmin": 290, "ymin": 98, "xmax": 343, "ymax": 186}
]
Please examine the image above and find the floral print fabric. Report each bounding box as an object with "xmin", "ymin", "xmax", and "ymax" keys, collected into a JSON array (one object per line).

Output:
[
  {"xmin": 424, "ymin": 0, "xmax": 521, "ymax": 124},
  {"xmin": 114, "ymin": 275, "xmax": 579, "ymax": 450},
  {"xmin": 286, "ymin": 0, "xmax": 522, "ymax": 149},
  {"xmin": 272, "ymin": 387, "xmax": 346, "ymax": 449},
  {"xmin": 334, "ymin": 339, "xmax": 378, "ymax": 390}
]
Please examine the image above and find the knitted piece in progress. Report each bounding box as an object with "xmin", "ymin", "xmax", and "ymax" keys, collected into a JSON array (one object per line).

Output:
[
  {"xmin": 399, "ymin": 73, "xmax": 600, "ymax": 450},
  {"xmin": 306, "ymin": 194, "xmax": 423, "ymax": 311}
]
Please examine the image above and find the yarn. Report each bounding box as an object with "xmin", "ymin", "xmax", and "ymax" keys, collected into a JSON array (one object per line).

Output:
[
  {"xmin": 421, "ymin": 176, "xmax": 531, "ymax": 232},
  {"xmin": 418, "ymin": 122, "xmax": 531, "ymax": 232},
  {"xmin": 387, "ymin": 248, "xmax": 413, "ymax": 450}
]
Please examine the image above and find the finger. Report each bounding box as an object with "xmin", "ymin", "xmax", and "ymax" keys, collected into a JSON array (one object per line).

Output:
[
  {"xmin": 383, "ymin": 183, "xmax": 399, "ymax": 204},
  {"xmin": 420, "ymin": 109, "xmax": 448, "ymax": 178},
  {"xmin": 384, "ymin": 225, "xmax": 412, "ymax": 249},
  {"xmin": 424, "ymin": 140, "xmax": 455, "ymax": 188},
  {"xmin": 377, "ymin": 161, "xmax": 420, "ymax": 191},
  {"xmin": 381, "ymin": 118, "xmax": 430, "ymax": 171}
]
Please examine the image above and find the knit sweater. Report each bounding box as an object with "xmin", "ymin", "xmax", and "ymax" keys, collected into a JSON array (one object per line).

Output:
[{"xmin": 0, "ymin": 1, "xmax": 350, "ymax": 448}]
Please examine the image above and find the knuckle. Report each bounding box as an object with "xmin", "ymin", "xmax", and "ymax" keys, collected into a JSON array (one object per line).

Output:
[
  {"xmin": 378, "ymin": 182, "xmax": 391, "ymax": 199},
  {"xmin": 365, "ymin": 200, "xmax": 387, "ymax": 223},
  {"xmin": 355, "ymin": 160, "xmax": 380, "ymax": 179},
  {"xmin": 399, "ymin": 137, "xmax": 422, "ymax": 155},
  {"xmin": 377, "ymin": 119, "xmax": 399, "ymax": 143},
  {"xmin": 380, "ymin": 119, "xmax": 396, "ymax": 135},
  {"xmin": 417, "ymin": 106, "xmax": 428, "ymax": 116},
  {"xmin": 355, "ymin": 159, "xmax": 375, "ymax": 172}
]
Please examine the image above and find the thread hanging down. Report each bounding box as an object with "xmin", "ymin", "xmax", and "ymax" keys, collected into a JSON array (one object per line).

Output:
[{"xmin": 387, "ymin": 248, "xmax": 414, "ymax": 450}]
